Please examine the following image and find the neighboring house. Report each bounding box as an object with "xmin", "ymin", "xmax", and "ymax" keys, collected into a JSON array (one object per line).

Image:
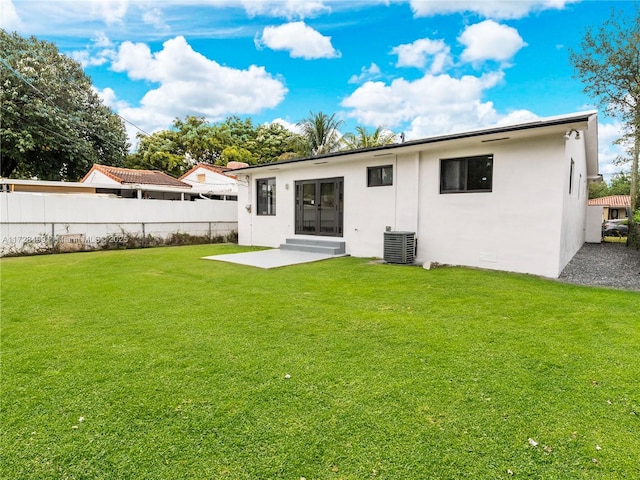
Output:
[
  {"xmin": 588, "ymin": 195, "xmax": 631, "ymax": 221},
  {"xmin": 81, "ymin": 164, "xmax": 194, "ymax": 200},
  {"xmin": 179, "ymin": 163, "xmax": 240, "ymax": 200},
  {"xmin": 233, "ymin": 111, "xmax": 599, "ymax": 278},
  {"xmin": 1, "ymin": 167, "xmax": 239, "ymax": 256}
]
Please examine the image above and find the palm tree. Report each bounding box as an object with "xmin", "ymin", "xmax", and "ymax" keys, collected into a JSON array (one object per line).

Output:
[
  {"xmin": 296, "ymin": 111, "xmax": 344, "ymax": 156},
  {"xmin": 341, "ymin": 126, "xmax": 397, "ymax": 150}
]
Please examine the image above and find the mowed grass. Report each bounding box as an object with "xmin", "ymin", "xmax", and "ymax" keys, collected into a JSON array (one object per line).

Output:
[{"xmin": 1, "ymin": 245, "xmax": 639, "ymax": 479}]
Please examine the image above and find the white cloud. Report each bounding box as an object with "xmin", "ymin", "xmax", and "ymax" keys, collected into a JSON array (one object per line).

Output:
[
  {"xmin": 459, "ymin": 20, "xmax": 527, "ymax": 65},
  {"xmin": 271, "ymin": 118, "xmax": 303, "ymax": 134},
  {"xmin": 348, "ymin": 63, "xmax": 382, "ymax": 84},
  {"xmin": 142, "ymin": 7, "xmax": 168, "ymax": 31},
  {"xmin": 349, "ymin": 18, "xmax": 526, "ymax": 136},
  {"xmin": 0, "ymin": 0, "xmax": 22, "ymax": 30},
  {"xmin": 597, "ymin": 120, "xmax": 628, "ymax": 181},
  {"xmin": 241, "ymin": 0, "xmax": 331, "ymax": 19},
  {"xmin": 94, "ymin": 86, "xmax": 146, "ymax": 146},
  {"xmin": 93, "ymin": 31, "xmax": 112, "ymax": 47},
  {"xmin": 89, "ymin": 0, "xmax": 129, "ymax": 24},
  {"xmin": 94, "ymin": 86, "xmax": 132, "ymax": 116},
  {"xmin": 493, "ymin": 109, "xmax": 540, "ymax": 126},
  {"xmin": 71, "ymin": 33, "xmax": 116, "ymax": 67},
  {"xmin": 391, "ymin": 38, "xmax": 452, "ymax": 73},
  {"xmin": 256, "ymin": 21, "xmax": 340, "ymax": 59},
  {"xmin": 341, "ymin": 71, "xmax": 507, "ymax": 136},
  {"xmin": 409, "ymin": 0, "xmax": 577, "ymax": 20},
  {"xmin": 112, "ymin": 41, "xmax": 157, "ymax": 80},
  {"xmin": 108, "ymin": 36, "xmax": 287, "ymax": 140},
  {"xmin": 72, "ymin": 49, "xmax": 115, "ymax": 67}
]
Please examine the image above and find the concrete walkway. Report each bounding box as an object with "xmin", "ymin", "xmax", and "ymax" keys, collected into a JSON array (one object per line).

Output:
[{"xmin": 203, "ymin": 248, "xmax": 344, "ymax": 269}]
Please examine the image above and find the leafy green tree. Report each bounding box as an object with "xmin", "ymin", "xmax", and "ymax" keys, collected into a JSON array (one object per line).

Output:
[
  {"xmin": 588, "ymin": 180, "xmax": 610, "ymax": 199},
  {"xmin": 569, "ymin": 5, "xmax": 640, "ymax": 244},
  {"xmin": 221, "ymin": 145, "xmax": 255, "ymax": 165},
  {"xmin": 254, "ymin": 122, "xmax": 302, "ymax": 163},
  {"xmin": 129, "ymin": 115, "xmax": 305, "ymax": 172},
  {"xmin": 217, "ymin": 116, "xmax": 257, "ymax": 154},
  {"xmin": 0, "ymin": 30, "xmax": 128, "ymax": 180},
  {"xmin": 296, "ymin": 111, "xmax": 344, "ymax": 156},
  {"xmin": 342, "ymin": 125, "xmax": 397, "ymax": 150},
  {"xmin": 127, "ymin": 116, "xmax": 226, "ymax": 174},
  {"xmin": 172, "ymin": 116, "xmax": 227, "ymax": 164},
  {"xmin": 609, "ymin": 172, "xmax": 632, "ymax": 196},
  {"xmin": 125, "ymin": 130, "xmax": 187, "ymax": 177}
]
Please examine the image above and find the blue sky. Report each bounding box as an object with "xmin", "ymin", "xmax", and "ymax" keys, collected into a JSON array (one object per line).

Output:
[{"xmin": 1, "ymin": 0, "xmax": 635, "ymax": 179}]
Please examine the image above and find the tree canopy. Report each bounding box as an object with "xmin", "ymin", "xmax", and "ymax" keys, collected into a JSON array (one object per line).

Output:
[
  {"xmin": 569, "ymin": 5, "xmax": 640, "ymax": 240},
  {"xmin": 588, "ymin": 172, "xmax": 632, "ymax": 199},
  {"xmin": 0, "ymin": 30, "xmax": 128, "ymax": 181},
  {"xmin": 126, "ymin": 115, "xmax": 303, "ymax": 173},
  {"xmin": 296, "ymin": 111, "xmax": 344, "ymax": 156},
  {"xmin": 129, "ymin": 112, "xmax": 398, "ymax": 175},
  {"xmin": 341, "ymin": 125, "xmax": 397, "ymax": 149}
]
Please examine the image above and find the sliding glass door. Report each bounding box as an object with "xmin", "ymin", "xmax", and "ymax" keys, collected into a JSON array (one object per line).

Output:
[{"xmin": 295, "ymin": 177, "xmax": 343, "ymax": 236}]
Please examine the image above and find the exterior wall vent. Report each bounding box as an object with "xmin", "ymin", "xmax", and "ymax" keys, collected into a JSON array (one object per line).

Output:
[{"xmin": 383, "ymin": 231, "xmax": 416, "ymax": 264}]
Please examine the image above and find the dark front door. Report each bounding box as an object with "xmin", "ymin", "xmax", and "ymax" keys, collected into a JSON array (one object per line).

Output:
[{"xmin": 295, "ymin": 177, "xmax": 343, "ymax": 236}]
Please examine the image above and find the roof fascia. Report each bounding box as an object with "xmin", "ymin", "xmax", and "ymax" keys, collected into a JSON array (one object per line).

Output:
[{"xmin": 232, "ymin": 111, "xmax": 597, "ymax": 173}]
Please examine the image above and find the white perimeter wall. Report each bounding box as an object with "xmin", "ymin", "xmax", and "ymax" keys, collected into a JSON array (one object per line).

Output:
[
  {"xmin": 585, "ymin": 205, "xmax": 604, "ymax": 243},
  {"xmin": 1, "ymin": 192, "xmax": 238, "ymax": 254},
  {"xmin": 237, "ymin": 131, "xmax": 589, "ymax": 278}
]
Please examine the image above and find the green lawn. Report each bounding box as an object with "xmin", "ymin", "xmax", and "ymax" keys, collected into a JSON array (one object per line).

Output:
[{"xmin": 1, "ymin": 245, "xmax": 639, "ymax": 479}]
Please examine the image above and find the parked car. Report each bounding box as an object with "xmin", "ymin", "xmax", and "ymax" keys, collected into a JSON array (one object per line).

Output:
[{"xmin": 602, "ymin": 219, "xmax": 629, "ymax": 237}]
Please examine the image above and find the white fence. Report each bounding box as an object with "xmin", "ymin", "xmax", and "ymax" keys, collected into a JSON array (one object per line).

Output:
[{"xmin": 0, "ymin": 192, "xmax": 238, "ymax": 256}]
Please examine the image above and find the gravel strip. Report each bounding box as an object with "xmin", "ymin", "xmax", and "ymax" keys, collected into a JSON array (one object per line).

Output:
[{"xmin": 558, "ymin": 243, "xmax": 640, "ymax": 291}]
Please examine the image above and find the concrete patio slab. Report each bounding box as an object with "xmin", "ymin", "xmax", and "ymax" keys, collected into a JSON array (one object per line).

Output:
[{"xmin": 203, "ymin": 248, "xmax": 344, "ymax": 269}]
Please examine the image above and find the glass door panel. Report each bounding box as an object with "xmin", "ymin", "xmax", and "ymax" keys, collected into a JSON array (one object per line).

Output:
[
  {"xmin": 319, "ymin": 181, "xmax": 335, "ymax": 234},
  {"xmin": 302, "ymin": 182, "xmax": 316, "ymax": 233}
]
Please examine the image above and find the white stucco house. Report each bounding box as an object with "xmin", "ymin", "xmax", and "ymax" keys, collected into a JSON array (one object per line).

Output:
[
  {"xmin": 81, "ymin": 164, "xmax": 195, "ymax": 200},
  {"xmin": 233, "ymin": 111, "xmax": 600, "ymax": 278},
  {"xmin": 179, "ymin": 163, "xmax": 239, "ymax": 200}
]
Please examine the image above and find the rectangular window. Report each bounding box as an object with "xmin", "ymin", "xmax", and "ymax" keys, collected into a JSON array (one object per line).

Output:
[
  {"xmin": 367, "ymin": 165, "xmax": 393, "ymax": 187},
  {"xmin": 257, "ymin": 177, "xmax": 276, "ymax": 215},
  {"xmin": 440, "ymin": 155, "xmax": 493, "ymax": 193}
]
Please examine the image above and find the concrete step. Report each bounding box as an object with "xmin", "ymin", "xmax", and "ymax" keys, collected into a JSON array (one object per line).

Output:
[{"xmin": 280, "ymin": 238, "xmax": 346, "ymax": 255}]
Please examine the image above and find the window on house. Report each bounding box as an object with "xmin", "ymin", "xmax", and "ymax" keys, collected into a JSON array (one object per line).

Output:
[
  {"xmin": 440, "ymin": 155, "xmax": 493, "ymax": 193},
  {"xmin": 257, "ymin": 178, "xmax": 276, "ymax": 215},
  {"xmin": 367, "ymin": 165, "xmax": 393, "ymax": 187},
  {"xmin": 569, "ymin": 159, "xmax": 575, "ymax": 194}
]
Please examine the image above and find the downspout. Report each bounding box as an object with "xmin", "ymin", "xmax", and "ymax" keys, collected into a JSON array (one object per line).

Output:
[
  {"xmin": 393, "ymin": 154, "xmax": 398, "ymax": 231},
  {"xmin": 415, "ymin": 151, "xmax": 421, "ymax": 261},
  {"xmin": 245, "ymin": 174, "xmax": 253, "ymax": 245}
]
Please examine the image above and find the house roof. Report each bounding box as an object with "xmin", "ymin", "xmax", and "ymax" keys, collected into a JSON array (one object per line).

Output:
[
  {"xmin": 588, "ymin": 195, "xmax": 631, "ymax": 208},
  {"xmin": 81, "ymin": 164, "xmax": 191, "ymax": 188},
  {"xmin": 230, "ymin": 110, "xmax": 598, "ymax": 174}
]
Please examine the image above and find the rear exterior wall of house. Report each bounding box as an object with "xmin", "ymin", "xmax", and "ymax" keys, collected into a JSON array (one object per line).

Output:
[{"xmin": 237, "ymin": 129, "xmax": 589, "ymax": 278}]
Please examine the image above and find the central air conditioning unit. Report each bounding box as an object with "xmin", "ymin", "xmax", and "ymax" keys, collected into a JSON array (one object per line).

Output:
[{"xmin": 383, "ymin": 231, "xmax": 416, "ymax": 264}]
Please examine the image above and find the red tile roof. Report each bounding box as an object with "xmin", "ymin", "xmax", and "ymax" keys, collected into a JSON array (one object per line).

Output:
[
  {"xmin": 588, "ymin": 195, "xmax": 631, "ymax": 207},
  {"xmin": 81, "ymin": 164, "xmax": 191, "ymax": 188}
]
